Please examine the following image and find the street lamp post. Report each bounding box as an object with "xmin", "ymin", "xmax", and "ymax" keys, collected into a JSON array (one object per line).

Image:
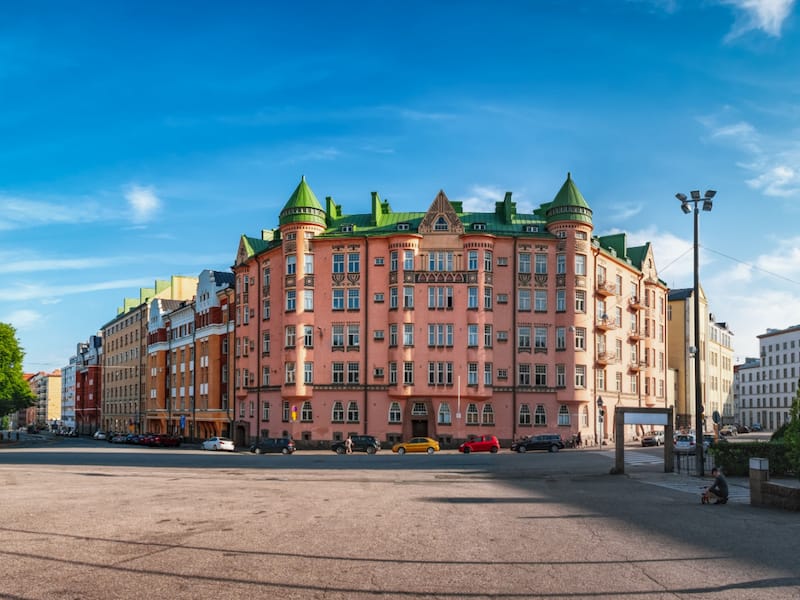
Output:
[{"xmin": 676, "ymin": 189, "xmax": 716, "ymax": 477}]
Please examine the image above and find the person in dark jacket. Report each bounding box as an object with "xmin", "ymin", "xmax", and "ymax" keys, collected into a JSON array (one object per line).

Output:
[{"xmin": 702, "ymin": 467, "xmax": 729, "ymax": 504}]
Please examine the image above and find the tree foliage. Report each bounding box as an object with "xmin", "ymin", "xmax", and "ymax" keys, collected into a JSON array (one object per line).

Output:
[
  {"xmin": 785, "ymin": 380, "xmax": 800, "ymax": 476},
  {"xmin": 0, "ymin": 323, "xmax": 36, "ymax": 417}
]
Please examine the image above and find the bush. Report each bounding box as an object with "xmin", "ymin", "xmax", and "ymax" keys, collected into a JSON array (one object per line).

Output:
[{"xmin": 709, "ymin": 442, "xmax": 793, "ymax": 477}]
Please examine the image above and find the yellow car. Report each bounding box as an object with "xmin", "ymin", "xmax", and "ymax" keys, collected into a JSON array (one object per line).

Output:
[{"xmin": 392, "ymin": 437, "xmax": 440, "ymax": 455}]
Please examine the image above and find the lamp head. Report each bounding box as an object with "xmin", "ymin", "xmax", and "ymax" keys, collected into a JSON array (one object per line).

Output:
[
  {"xmin": 690, "ymin": 190, "xmax": 701, "ymax": 200},
  {"xmin": 675, "ymin": 193, "xmax": 687, "ymax": 202},
  {"xmin": 704, "ymin": 190, "xmax": 716, "ymax": 199},
  {"xmin": 702, "ymin": 199, "xmax": 713, "ymax": 211},
  {"xmin": 681, "ymin": 202, "xmax": 691, "ymax": 214}
]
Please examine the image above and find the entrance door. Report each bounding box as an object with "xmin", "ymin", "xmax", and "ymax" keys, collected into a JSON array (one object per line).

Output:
[{"xmin": 412, "ymin": 419, "xmax": 428, "ymax": 437}]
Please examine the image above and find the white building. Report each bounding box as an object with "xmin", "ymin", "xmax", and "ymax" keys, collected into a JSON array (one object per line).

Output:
[
  {"xmin": 61, "ymin": 357, "xmax": 77, "ymax": 431},
  {"xmin": 735, "ymin": 325, "xmax": 800, "ymax": 431}
]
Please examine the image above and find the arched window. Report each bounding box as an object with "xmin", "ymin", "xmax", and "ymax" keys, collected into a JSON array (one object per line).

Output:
[
  {"xmin": 519, "ymin": 404, "xmax": 531, "ymax": 425},
  {"xmin": 466, "ymin": 403, "xmax": 479, "ymax": 425},
  {"xmin": 301, "ymin": 401, "xmax": 313, "ymax": 422},
  {"xmin": 389, "ymin": 402, "xmax": 401, "ymax": 423},
  {"xmin": 347, "ymin": 401, "xmax": 359, "ymax": 422},
  {"xmin": 438, "ymin": 403, "xmax": 451, "ymax": 425},
  {"xmin": 412, "ymin": 402, "xmax": 427, "ymax": 416},
  {"xmin": 534, "ymin": 404, "xmax": 546, "ymax": 426},
  {"xmin": 332, "ymin": 401, "xmax": 344, "ymax": 422},
  {"xmin": 581, "ymin": 405, "xmax": 589, "ymax": 427},
  {"xmin": 558, "ymin": 405, "xmax": 570, "ymax": 426},
  {"xmin": 482, "ymin": 403, "xmax": 494, "ymax": 425}
]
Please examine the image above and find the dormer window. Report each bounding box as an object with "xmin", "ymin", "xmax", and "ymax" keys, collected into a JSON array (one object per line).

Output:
[
  {"xmin": 472, "ymin": 223, "xmax": 486, "ymax": 231},
  {"xmin": 524, "ymin": 225, "xmax": 539, "ymax": 233},
  {"xmin": 434, "ymin": 216, "xmax": 449, "ymax": 231},
  {"xmin": 556, "ymin": 230, "xmax": 567, "ymax": 238},
  {"xmin": 340, "ymin": 224, "xmax": 354, "ymax": 233},
  {"xmin": 397, "ymin": 223, "xmax": 410, "ymax": 231}
]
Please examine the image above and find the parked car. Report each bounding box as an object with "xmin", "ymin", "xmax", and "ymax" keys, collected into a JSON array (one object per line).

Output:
[
  {"xmin": 703, "ymin": 434, "xmax": 728, "ymax": 449},
  {"xmin": 250, "ymin": 437, "xmax": 296, "ymax": 455},
  {"xmin": 202, "ymin": 436, "xmax": 235, "ymax": 451},
  {"xmin": 750, "ymin": 423, "xmax": 763, "ymax": 432},
  {"xmin": 511, "ymin": 434, "xmax": 564, "ymax": 453},
  {"xmin": 331, "ymin": 435, "xmax": 380, "ymax": 454},
  {"xmin": 92, "ymin": 430, "xmax": 107, "ymax": 440},
  {"xmin": 719, "ymin": 425, "xmax": 737, "ymax": 437},
  {"xmin": 458, "ymin": 434, "xmax": 500, "ymax": 454},
  {"xmin": 110, "ymin": 433, "xmax": 128, "ymax": 444},
  {"xmin": 674, "ymin": 434, "xmax": 697, "ymax": 454},
  {"xmin": 392, "ymin": 437, "xmax": 439, "ymax": 455},
  {"xmin": 641, "ymin": 431, "xmax": 665, "ymax": 447},
  {"xmin": 736, "ymin": 424, "xmax": 750, "ymax": 434}
]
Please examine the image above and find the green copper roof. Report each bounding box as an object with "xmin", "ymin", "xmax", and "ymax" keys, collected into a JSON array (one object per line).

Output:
[
  {"xmin": 279, "ymin": 176, "xmax": 326, "ymax": 227},
  {"xmin": 546, "ymin": 172, "xmax": 593, "ymax": 225}
]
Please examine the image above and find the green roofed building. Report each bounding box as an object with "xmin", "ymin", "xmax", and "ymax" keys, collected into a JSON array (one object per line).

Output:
[{"xmin": 231, "ymin": 174, "xmax": 668, "ymax": 449}]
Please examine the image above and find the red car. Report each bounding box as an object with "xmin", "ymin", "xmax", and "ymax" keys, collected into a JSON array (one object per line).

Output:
[{"xmin": 458, "ymin": 434, "xmax": 500, "ymax": 454}]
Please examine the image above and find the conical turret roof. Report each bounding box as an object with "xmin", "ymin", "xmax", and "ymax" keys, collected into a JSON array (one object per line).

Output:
[
  {"xmin": 546, "ymin": 172, "xmax": 593, "ymax": 225},
  {"xmin": 279, "ymin": 176, "xmax": 326, "ymax": 227}
]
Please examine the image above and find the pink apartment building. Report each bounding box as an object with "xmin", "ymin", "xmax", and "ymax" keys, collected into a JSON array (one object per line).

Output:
[{"xmin": 232, "ymin": 174, "xmax": 668, "ymax": 449}]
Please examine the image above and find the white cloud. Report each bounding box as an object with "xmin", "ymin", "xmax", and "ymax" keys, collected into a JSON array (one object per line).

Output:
[
  {"xmin": 721, "ymin": 0, "xmax": 796, "ymax": 41},
  {"xmin": 0, "ymin": 278, "xmax": 155, "ymax": 302},
  {"xmin": 456, "ymin": 184, "xmax": 535, "ymax": 214},
  {"xmin": 0, "ymin": 195, "xmax": 106, "ymax": 230},
  {"xmin": 125, "ymin": 184, "xmax": 161, "ymax": 223},
  {"xmin": 3, "ymin": 309, "xmax": 42, "ymax": 329},
  {"xmin": 700, "ymin": 115, "xmax": 800, "ymax": 198}
]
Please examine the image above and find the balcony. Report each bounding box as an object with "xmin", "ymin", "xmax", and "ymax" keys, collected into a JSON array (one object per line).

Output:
[
  {"xmin": 596, "ymin": 351, "xmax": 617, "ymax": 365},
  {"xmin": 595, "ymin": 280, "xmax": 616, "ymax": 297},
  {"xmin": 628, "ymin": 328, "xmax": 643, "ymax": 341},
  {"xmin": 629, "ymin": 296, "xmax": 645, "ymax": 310},
  {"xmin": 628, "ymin": 361, "xmax": 646, "ymax": 372},
  {"xmin": 596, "ymin": 316, "xmax": 617, "ymax": 331}
]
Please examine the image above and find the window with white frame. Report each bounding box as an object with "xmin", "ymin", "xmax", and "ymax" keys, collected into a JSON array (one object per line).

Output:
[
  {"xmin": 331, "ymin": 362, "xmax": 344, "ymax": 384},
  {"xmin": 468, "ymin": 363, "xmax": 478, "ymax": 385},
  {"xmin": 575, "ymin": 254, "xmax": 586, "ymax": 276},
  {"xmin": 484, "ymin": 287, "xmax": 492, "ymax": 309},
  {"xmin": 484, "ymin": 324, "xmax": 493, "ymax": 347},
  {"xmin": 332, "ymin": 324, "xmax": 344, "ymax": 349},
  {"xmin": 403, "ymin": 250, "xmax": 414, "ymax": 270},
  {"xmin": 468, "ymin": 324, "xmax": 478, "ymax": 347},
  {"xmin": 347, "ymin": 362, "xmax": 360, "ymax": 384},
  {"xmin": 332, "ymin": 289, "xmax": 344, "ymax": 310},
  {"xmin": 556, "ymin": 364, "xmax": 566, "ymax": 387},
  {"xmin": 518, "ymin": 326, "xmax": 531, "ymax": 350},
  {"xmin": 389, "ymin": 287, "xmax": 398, "ymax": 309},
  {"xmin": 468, "ymin": 250, "xmax": 479, "ymax": 271},
  {"xmin": 389, "ymin": 402, "xmax": 401, "ymax": 423},
  {"xmin": 347, "ymin": 401, "xmax": 359, "ymax": 422},
  {"xmin": 262, "ymin": 401, "xmax": 270, "ymax": 421},
  {"xmin": 301, "ymin": 401, "xmax": 312, "ymax": 421},
  {"xmin": 438, "ymin": 402, "xmax": 452, "ymax": 424},
  {"xmin": 518, "ymin": 363, "xmax": 531, "ymax": 386},
  {"xmin": 534, "ymin": 290, "xmax": 547, "ymax": 312},
  {"xmin": 390, "ymin": 251, "xmax": 398, "ymax": 272},
  {"xmin": 575, "ymin": 290, "xmax": 585, "ymax": 313},
  {"xmin": 286, "ymin": 255, "xmax": 296, "ymax": 275},
  {"xmin": 556, "ymin": 254, "xmax": 566, "ymax": 274},
  {"xmin": 332, "ymin": 401, "xmax": 344, "ymax": 422},
  {"xmin": 484, "ymin": 363, "xmax": 492, "ymax": 385},
  {"xmin": 468, "ymin": 287, "xmax": 478, "ymax": 309},
  {"xmin": 304, "ymin": 254, "xmax": 314, "ymax": 274},
  {"xmin": 348, "ymin": 324, "xmax": 360, "ymax": 348},
  {"xmin": 518, "ymin": 289, "xmax": 531, "ymax": 311},
  {"xmin": 333, "ymin": 254, "xmax": 345, "ymax": 273},
  {"xmin": 286, "ymin": 290, "xmax": 296, "ymax": 311},
  {"xmin": 303, "ymin": 290, "xmax": 314, "ymax": 311},
  {"xmin": 558, "ymin": 405, "xmax": 570, "ymax": 426},
  {"xmin": 575, "ymin": 365, "xmax": 586, "ymax": 388},
  {"xmin": 403, "ymin": 323, "xmax": 414, "ymax": 346},
  {"xmin": 403, "ymin": 361, "xmax": 414, "ymax": 384},
  {"xmin": 556, "ymin": 289, "xmax": 566, "ymax": 312},
  {"xmin": 347, "ymin": 289, "xmax": 360, "ymax": 310},
  {"xmin": 403, "ymin": 286, "xmax": 414, "ymax": 308},
  {"xmin": 389, "ymin": 362, "xmax": 397, "ymax": 384},
  {"xmin": 466, "ymin": 403, "xmax": 479, "ymax": 424},
  {"xmin": 535, "ymin": 253, "xmax": 547, "ymax": 274},
  {"xmin": 534, "ymin": 327, "xmax": 547, "ymax": 350},
  {"xmin": 534, "ymin": 404, "xmax": 546, "ymax": 425},
  {"xmin": 535, "ymin": 364, "xmax": 547, "ymax": 386},
  {"xmin": 304, "ymin": 325, "xmax": 313, "ymax": 347},
  {"xmin": 285, "ymin": 362, "xmax": 296, "ymax": 384},
  {"xmin": 484, "ymin": 251, "xmax": 493, "ymax": 272},
  {"xmin": 482, "ymin": 404, "xmax": 494, "ymax": 425},
  {"xmin": 285, "ymin": 326, "xmax": 296, "ymax": 348},
  {"xmin": 519, "ymin": 403, "xmax": 531, "ymax": 425},
  {"xmin": 348, "ymin": 253, "xmax": 360, "ymax": 273},
  {"xmin": 518, "ymin": 253, "xmax": 531, "ymax": 273},
  {"xmin": 574, "ymin": 327, "xmax": 586, "ymax": 350},
  {"xmin": 304, "ymin": 362, "xmax": 313, "ymax": 384}
]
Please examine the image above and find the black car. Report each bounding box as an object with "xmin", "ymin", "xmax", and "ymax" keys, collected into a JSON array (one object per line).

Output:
[
  {"xmin": 511, "ymin": 434, "xmax": 564, "ymax": 453},
  {"xmin": 330, "ymin": 435, "xmax": 380, "ymax": 454},
  {"xmin": 250, "ymin": 437, "xmax": 295, "ymax": 455}
]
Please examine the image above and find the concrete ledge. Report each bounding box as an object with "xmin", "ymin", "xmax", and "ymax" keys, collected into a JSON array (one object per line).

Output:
[{"xmin": 757, "ymin": 481, "xmax": 800, "ymax": 511}]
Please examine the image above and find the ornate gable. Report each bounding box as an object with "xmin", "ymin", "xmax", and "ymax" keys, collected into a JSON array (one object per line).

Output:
[
  {"xmin": 235, "ymin": 236, "xmax": 253, "ymax": 266},
  {"xmin": 418, "ymin": 190, "xmax": 464, "ymax": 234}
]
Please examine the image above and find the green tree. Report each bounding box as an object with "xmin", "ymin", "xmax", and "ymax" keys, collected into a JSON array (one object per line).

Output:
[
  {"xmin": 785, "ymin": 380, "xmax": 800, "ymax": 476},
  {"xmin": 0, "ymin": 323, "xmax": 36, "ymax": 417}
]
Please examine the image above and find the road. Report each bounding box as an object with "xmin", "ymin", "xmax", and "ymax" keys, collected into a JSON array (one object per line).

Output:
[{"xmin": 1, "ymin": 437, "xmax": 798, "ymax": 599}]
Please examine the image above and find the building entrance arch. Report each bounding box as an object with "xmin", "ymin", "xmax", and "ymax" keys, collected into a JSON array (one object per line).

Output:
[{"xmin": 612, "ymin": 407, "xmax": 674, "ymax": 474}]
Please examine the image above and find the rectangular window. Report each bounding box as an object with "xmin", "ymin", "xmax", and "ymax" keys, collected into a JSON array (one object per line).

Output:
[
  {"xmin": 348, "ymin": 253, "xmax": 360, "ymax": 273},
  {"xmin": 468, "ymin": 363, "xmax": 478, "ymax": 385},
  {"xmin": 556, "ymin": 364, "xmax": 566, "ymax": 387},
  {"xmin": 303, "ymin": 290, "xmax": 314, "ymax": 311},
  {"xmin": 403, "ymin": 250, "xmax": 414, "ymax": 270},
  {"xmin": 390, "ymin": 251, "xmax": 398, "ymax": 272},
  {"xmin": 332, "ymin": 363, "xmax": 344, "ymax": 384},
  {"xmin": 286, "ymin": 290, "xmax": 296, "ymax": 311},
  {"xmin": 574, "ymin": 327, "xmax": 586, "ymax": 350},
  {"xmin": 332, "ymin": 325, "xmax": 344, "ymax": 348},
  {"xmin": 556, "ymin": 254, "xmax": 566, "ymax": 274},
  {"xmin": 534, "ymin": 327, "xmax": 547, "ymax": 350},
  {"xmin": 518, "ymin": 253, "xmax": 531, "ymax": 273},
  {"xmin": 303, "ymin": 325, "xmax": 314, "ymax": 348},
  {"xmin": 484, "ymin": 251, "xmax": 493, "ymax": 272},
  {"xmin": 389, "ymin": 362, "xmax": 397, "ymax": 384},
  {"xmin": 304, "ymin": 362, "xmax": 313, "ymax": 384},
  {"xmin": 468, "ymin": 250, "xmax": 479, "ymax": 271},
  {"xmin": 403, "ymin": 362, "xmax": 414, "ymax": 384},
  {"xmin": 285, "ymin": 362, "xmax": 296, "ymax": 384},
  {"xmin": 518, "ymin": 364, "xmax": 531, "ymax": 386},
  {"xmin": 518, "ymin": 290, "xmax": 531, "ymax": 311},
  {"xmin": 484, "ymin": 363, "xmax": 493, "ymax": 385},
  {"xmin": 390, "ymin": 287, "xmax": 398, "ymax": 309},
  {"xmin": 575, "ymin": 254, "xmax": 586, "ymax": 276},
  {"xmin": 304, "ymin": 254, "xmax": 314, "ymax": 274},
  {"xmin": 468, "ymin": 324, "xmax": 478, "ymax": 347},
  {"xmin": 347, "ymin": 289, "xmax": 360, "ymax": 310},
  {"xmin": 518, "ymin": 326, "xmax": 531, "ymax": 350},
  {"xmin": 285, "ymin": 326, "xmax": 296, "ymax": 348},
  {"xmin": 333, "ymin": 254, "xmax": 345, "ymax": 273},
  {"xmin": 575, "ymin": 290, "xmax": 585, "ymax": 313},
  {"xmin": 484, "ymin": 287, "xmax": 492, "ymax": 309},
  {"xmin": 347, "ymin": 324, "xmax": 360, "ymax": 348},
  {"xmin": 535, "ymin": 254, "xmax": 547, "ymax": 274},
  {"xmin": 534, "ymin": 290, "xmax": 547, "ymax": 312},
  {"xmin": 535, "ymin": 364, "xmax": 547, "ymax": 386},
  {"xmin": 403, "ymin": 286, "xmax": 414, "ymax": 308},
  {"xmin": 403, "ymin": 323, "xmax": 414, "ymax": 346},
  {"xmin": 484, "ymin": 325, "xmax": 493, "ymax": 347},
  {"xmin": 468, "ymin": 287, "xmax": 478, "ymax": 309},
  {"xmin": 556, "ymin": 327, "xmax": 566, "ymax": 350},
  {"xmin": 286, "ymin": 255, "xmax": 296, "ymax": 275},
  {"xmin": 347, "ymin": 362, "xmax": 360, "ymax": 384},
  {"xmin": 332, "ymin": 289, "xmax": 344, "ymax": 310},
  {"xmin": 556, "ymin": 289, "xmax": 566, "ymax": 312},
  {"xmin": 575, "ymin": 365, "xmax": 586, "ymax": 388}
]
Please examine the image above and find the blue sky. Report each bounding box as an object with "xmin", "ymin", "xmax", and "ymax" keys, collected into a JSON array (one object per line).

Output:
[{"xmin": 2, "ymin": 0, "xmax": 799, "ymax": 372}]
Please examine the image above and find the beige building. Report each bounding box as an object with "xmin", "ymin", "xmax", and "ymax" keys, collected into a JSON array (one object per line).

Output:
[
  {"xmin": 667, "ymin": 287, "xmax": 734, "ymax": 431},
  {"xmin": 100, "ymin": 276, "xmax": 197, "ymax": 434},
  {"xmin": 29, "ymin": 370, "xmax": 63, "ymax": 428}
]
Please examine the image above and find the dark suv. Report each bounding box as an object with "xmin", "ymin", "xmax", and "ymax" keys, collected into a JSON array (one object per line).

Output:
[
  {"xmin": 511, "ymin": 434, "xmax": 564, "ymax": 453},
  {"xmin": 331, "ymin": 435, "xmax": 380, "ymax": 454},
  {"xmin": 250, "ymin": 438, "xmax": 295, "ymax": 455}
]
